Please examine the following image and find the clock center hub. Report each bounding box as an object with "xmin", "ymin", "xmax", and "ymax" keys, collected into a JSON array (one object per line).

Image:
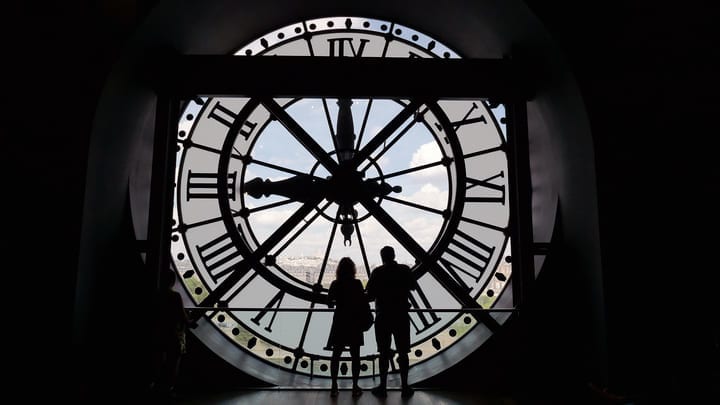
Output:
[
  {"xmin": 325, "ymin": 165, "xmax": 365, "ymax": 206},
  {"xmin": 325, "ymin": 164, "xmax": 402, "ymax": 207}
]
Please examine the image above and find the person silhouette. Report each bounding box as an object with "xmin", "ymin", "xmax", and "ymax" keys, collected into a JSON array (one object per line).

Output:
[
  {"xmin": 326, "ymin": 257, "xmax": 366, "ymax": 398},
  {"xmin": 365, "ymin": 246, "xmax": 418, "ymax": 398},
  {"xmin": 149, "ymin": 270, "xmax": 189, "ymax": 399}
]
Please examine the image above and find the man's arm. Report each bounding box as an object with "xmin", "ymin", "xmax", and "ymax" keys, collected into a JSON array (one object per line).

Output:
[
  {"xmin": 404, "ymin": 266, "xmax": 418, "ymax": 313},
  {"xmin": 404, "ymin": 265, "xmax": 419, "ymax": 291}
]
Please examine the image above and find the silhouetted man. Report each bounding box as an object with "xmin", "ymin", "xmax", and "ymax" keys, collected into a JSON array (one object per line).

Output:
[{"xmin": 365, "ymin": 246, "xmax": 418, "ymax": 398}]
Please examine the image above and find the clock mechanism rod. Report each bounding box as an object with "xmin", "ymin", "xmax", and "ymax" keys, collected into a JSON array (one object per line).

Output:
[{"xmin": 186, "ymin": 307, "xmax": 519, "ymax": 313}]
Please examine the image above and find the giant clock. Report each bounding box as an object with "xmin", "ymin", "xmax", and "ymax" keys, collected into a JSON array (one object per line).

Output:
[{"xmin": 171, "ymin": 16, "xmax": 516, "ymax": 386}]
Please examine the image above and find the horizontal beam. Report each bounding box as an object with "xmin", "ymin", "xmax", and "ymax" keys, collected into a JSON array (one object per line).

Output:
[
  {"xmin": 155, "ymin": 55, "xmax": 532, "ymax": 100},
  {"xmin": 188, "ymin": 307, "xmax": 518, "ymax": 312}
]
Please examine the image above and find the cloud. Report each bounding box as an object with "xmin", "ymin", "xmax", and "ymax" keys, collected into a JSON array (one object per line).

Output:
[
  {"xmin": 399, "ymin": 184, "xmax": 447, "ymax": 247},
  {"xmin": 406, "ymin": 183, "xmax": 449, "ymax": 210},
  {"xmin": 403, "ymin": 215, "xmax": 444, "ymax": 248},
  {"xmin": 410, "ymin": 142, "xmax": 444, "ymax": 178},
  {"xmin": 251, "ymin": 207, "xmax": 295, "ymax": 226}
]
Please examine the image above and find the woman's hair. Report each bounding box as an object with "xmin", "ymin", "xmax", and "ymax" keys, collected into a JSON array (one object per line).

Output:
[{"xmin": 335, "ymin": 257, "xmax": 356, "ymax": 280}]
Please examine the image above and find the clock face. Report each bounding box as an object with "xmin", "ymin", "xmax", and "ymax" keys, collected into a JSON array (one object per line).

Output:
[{"xmin": 171, "ymin": 16, "xmax": 513, "ymax": 385}]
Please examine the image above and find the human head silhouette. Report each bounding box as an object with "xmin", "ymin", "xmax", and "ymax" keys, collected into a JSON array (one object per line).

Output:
[
  {"xmin": 380, "ymin": 246, "xmax": 395, "ymax": 264},
  {"xmin": 336, "ymin": 257, "xmax": 356, "ymax": 280}
]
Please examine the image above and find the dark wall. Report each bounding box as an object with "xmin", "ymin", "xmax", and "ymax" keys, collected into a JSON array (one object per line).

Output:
[
  {"xmin": 522, "ymin": 1, "xmax": 720, "ymax": 401},
  {"xmin": 10, "ymin": 0, "xmax": 718, "ymax": 402},
  {"xmin": 9, "ymin": 1, "xmax": 163, "ymax": 400}
]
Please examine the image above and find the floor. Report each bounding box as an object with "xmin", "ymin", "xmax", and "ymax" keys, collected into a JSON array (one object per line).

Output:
[
  {"xmin": 172, "ymin": 388, "xmax": 524, "ymax": 405},
  {"xmin": 131, "ymin": 386, "xmax": 631, "ymax": 405}
]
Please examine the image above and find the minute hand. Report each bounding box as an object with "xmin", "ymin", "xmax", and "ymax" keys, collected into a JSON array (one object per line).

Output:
[{"xmin": 349, "ymin": 99, "xmax": 423, "ymax": 170}]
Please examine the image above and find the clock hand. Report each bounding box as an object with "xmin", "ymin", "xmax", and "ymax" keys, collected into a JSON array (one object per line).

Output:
[
  {"xmin": 245, "ymin": 168, "xmax": 401, "ymax": 247},
  {"xmin": 335, "ymin": 98, "xmax": 356, "ymax": 163},
  {"xmin": 244, "ymin": 175, "xmax": 328, "ymax": 202},
  {"xmin": 245, "ymin": 173, "xmax": 402, "ymax": 204}
]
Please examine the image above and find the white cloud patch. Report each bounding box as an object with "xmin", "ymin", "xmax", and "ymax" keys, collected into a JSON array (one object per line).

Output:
[
  {"xmin": 410, "ymin": 142, "xmax": 444, "ymax": 178},
  {"xmin": 368, "ymin": 125, "xmax": 383, "ymax": 137},
  {"xmin": 402, "ymin": 215, "xmax": 443, "ymax": 249},
  {"xmin": 252, "ymin": 208, "xmax": 295, "ymax": 226},
  {"xmin": 407, "ymin": 183, "xmax": 449, "ymax": 210}
]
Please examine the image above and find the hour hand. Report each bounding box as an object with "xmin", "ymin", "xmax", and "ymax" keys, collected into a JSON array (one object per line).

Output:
[
  {"xmin": 244, "ymin": 175, "xmax": 327, "ymax": 202},
  {"xmin": 335, "ymin": 98, "xmax": 356, "ymax": 162}
]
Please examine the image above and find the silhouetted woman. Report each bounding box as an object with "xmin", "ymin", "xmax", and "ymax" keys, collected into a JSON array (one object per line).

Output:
[{"xmin": 326, "ymin": 257, "xmax": 366, "ymax": 397}]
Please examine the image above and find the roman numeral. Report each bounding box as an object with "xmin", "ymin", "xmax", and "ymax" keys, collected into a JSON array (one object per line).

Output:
[
  {"xmin": 208, "ymin": 102, "xmax": 237, "ymax": 127},
  {"xmin": 434, "ymin": 102, "xmax": 487, "ymax": 132},
  {"xmin": 408, "ymin": 287, "xmax": 441, "ymax": 335},
  {"xmin": 251, "ymin": 290, "xmax": 285, "ymax": 332},
  {"xmin": 238, "ymin": 120, "xmax": 258, "ymax": 140},
  {"xmin": 452, "ymin": 115, "xmax": 487, "ymax": 128},
  {"xmin": 207, "ymin": 101, "xmax": 258, "ymax": 139},
  {"xmin": 186, "ymin": 171, "xmax": 237, "ymax": 200},
  {"xmin": 465, "ymin": 171, "xmax": 505, "ymax": 204},
  {"xmin": 196, "ymin": 233, "xmax": 243, "ymax": 282},
  {"xmin": 438, "ymin": 230, "xmax": 495, "ymax": 291},
  {"xmin": 327, "ymin": 37, "xmax": 369, "ymax": 57}
]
